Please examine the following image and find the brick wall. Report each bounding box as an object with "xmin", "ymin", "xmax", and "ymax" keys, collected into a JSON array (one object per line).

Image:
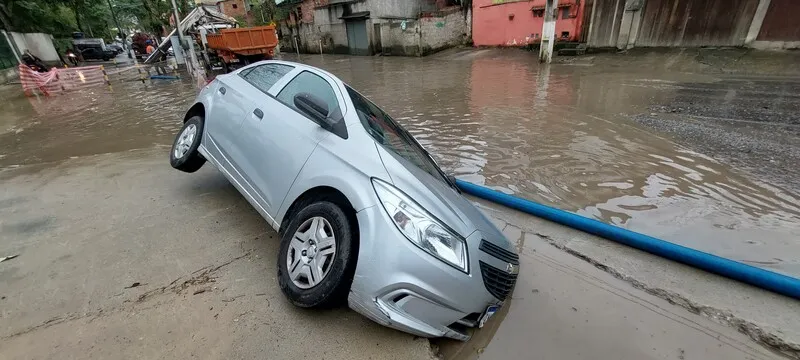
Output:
[{"xmin": 219, "ymin": 0, "xmax": 247, "ymax": 19}]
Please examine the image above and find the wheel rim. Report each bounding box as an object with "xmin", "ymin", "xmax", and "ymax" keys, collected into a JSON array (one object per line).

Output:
[
  {"xmin": 173, "ymin": 123, "xmax": 197, "ymax": 159},
  {"xmin": 287, "ymin": 216, "xmax": 337, "ymax": 289}
]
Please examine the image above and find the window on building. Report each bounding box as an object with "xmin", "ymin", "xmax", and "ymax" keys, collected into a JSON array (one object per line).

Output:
[
  {"xmin": 232, "ymin": 3, "xmax": 238, "ymax": 9},
  {"xmin": 277, "ymin": 71, "xmax": 340, "ymax": 121},
  {"xmin": 561, "ymin": 7, "xmax": 570, "ymax": 19},
  {"xmin": 240, "ymin": 64, "xmax": 294, "ymax": 93},
  {"xmin": 532, "ymin": 9, "xmax": 544, "ymax": 17}
]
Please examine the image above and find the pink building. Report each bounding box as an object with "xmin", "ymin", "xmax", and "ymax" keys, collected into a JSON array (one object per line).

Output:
[{"xmin": 472, "ymin": 0, "xmax": 588, "ymax": 47}]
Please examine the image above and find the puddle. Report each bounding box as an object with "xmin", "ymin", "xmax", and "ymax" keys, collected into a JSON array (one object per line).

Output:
[{"xmin": 1, "ymin": 50, "xmax": 797, "ymax": 279}]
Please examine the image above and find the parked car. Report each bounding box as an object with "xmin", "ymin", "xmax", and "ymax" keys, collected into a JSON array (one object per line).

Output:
[
  {"xmin": 169, "ymin": 60, "xmax": 519, "ymax": 340},
  {"xmin": 80, "ymin": 47, "xmax": 117, "ymax": 61},
  {"xmin": 107, "ymin": 43, "xmax": 124, "ymax": 54}
]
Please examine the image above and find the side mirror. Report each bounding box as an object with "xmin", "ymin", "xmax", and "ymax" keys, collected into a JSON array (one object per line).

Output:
[
  {"xmin": 293, "ymin": 92, "xmax": 348, "ymax": 139},
  {"xmin": 294, "ymin": 92, "xmax": 331, "ymax": 128}
]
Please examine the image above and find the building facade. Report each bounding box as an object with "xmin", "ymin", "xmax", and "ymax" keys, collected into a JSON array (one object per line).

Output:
[
  {"xmin": 468, "ymin": 0, "xmax": 799, "ymax": 51},
  {"xmin": 217, "ymin": 0, "xmax": 249, "ymax": 19},
  {"xmin": 587, "ymin": 0, "xmax": 799, "ymax": 50},
  {"xmin": 471, "ymin": 0, "xmax": 589, "ymax": 47},
  {"xmin": 278, "ymin": 0, "xmax": 470, "ymax": 56}
]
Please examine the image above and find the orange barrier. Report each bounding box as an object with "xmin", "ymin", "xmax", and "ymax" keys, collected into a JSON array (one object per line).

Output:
[{"xmin": 19, "ymin": 64, "xmax": 111, "ymax": 96}]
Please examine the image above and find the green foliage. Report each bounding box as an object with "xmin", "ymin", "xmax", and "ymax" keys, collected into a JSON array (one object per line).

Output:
[
  {"xmin": 249, "ymin": 0, "xmax": 282, "ymax": 25},
  {"xmin": 234, "ymin": 15, "xmax": 247, "ymax": 26},
  {"xmin": 0, "ymin": 1, "xmax": 79, "ymax": 36},
  {"xmin": 113, "ymin": 0, "xmax": 171, "ymax": 35},
  {"xmin": 53, "ymin": 37, "xmax": 74, "ymax": 52},
  {"xmin": 0, "ymin": 0, "xmax": 190, "ymax": 40}
]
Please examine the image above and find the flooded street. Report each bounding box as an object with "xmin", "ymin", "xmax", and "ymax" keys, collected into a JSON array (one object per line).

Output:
[{"xmin": 1, "ymin": 49, "xmax": 798, "ymax": 277}]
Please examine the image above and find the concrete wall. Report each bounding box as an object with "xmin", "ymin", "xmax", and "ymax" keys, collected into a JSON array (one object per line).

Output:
[
  {"xmin": 380, "ymin": 19, "xmax": 421, "ymax": 56},
  {"xmin": 280, "ymin": 0, "xmax": 466, "ymax": 56},
  {"xmin": 9, "ymin": 32, "xmax": 60, "ymax": 63},
  {"xmin": 751, "ymin": 0, "xmax": 800, "ymax": 49},
  {"xmin": 372, "ymin": 0, "xmax": 423, "ymax": 18},
  {"xmin": 380, "ymin": 8, "xmax": 469, "ymax": 56},
  {"xmin": 418, "ymin": 9, "xmax": 470, "ymax": 54},
  {"xmin": 587, "ymin": 0, "xmax": 625, "ymax": 47},
  {"xmin": 635, "ymin": 0, "xmax": 759, "ymax": 47},
  {"xmin": 472, "ymin": 0, "xmax": 587, "ymax": 46},
  {"xmin": 588, "ymin": 0, "xmax": 793, "ymax": 50}
]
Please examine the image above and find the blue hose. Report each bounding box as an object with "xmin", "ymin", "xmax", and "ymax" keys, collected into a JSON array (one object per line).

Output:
[
  {"xmin": 455, "ymin": 179, "xmax": 800, "ymax": 300},
  {"xmin": 150, "ymin": 75, "xmax": 179, "ymax": 80}
]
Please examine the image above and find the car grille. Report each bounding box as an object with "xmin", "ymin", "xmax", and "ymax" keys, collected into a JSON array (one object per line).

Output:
[
  {"xmin": 479, "ymin": 240, "xmax": 519, "ymax": 265},
  {"xmin": 479, "ymin": 261, "xmax": 517, "ymax": 301}
]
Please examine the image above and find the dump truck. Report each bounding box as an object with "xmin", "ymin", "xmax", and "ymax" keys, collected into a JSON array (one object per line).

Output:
[{"xmin": 206, "ymin": 25, "xmax": 279, "ymax": 72}]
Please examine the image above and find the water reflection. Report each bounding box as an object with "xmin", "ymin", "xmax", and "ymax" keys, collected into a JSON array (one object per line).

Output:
[
  {"xmin": 0, "ymin": 80, "xmax": 195, "ymax": 165},
  {"xmin": 296, "ymin": 51, "xmax": 799, "ymax": 275},
  {"xmin": 0, "ymin": 50, "xmax": 797, "ymax": 276}
]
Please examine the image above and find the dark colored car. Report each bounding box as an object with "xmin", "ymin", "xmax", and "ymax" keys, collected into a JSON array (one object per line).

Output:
[
  {"xmin": 107, "ymin": 43, "xmax": 124, "ymax": 54},
  {"xmin": 80, "ymin": 47, "xmax": 117, "ymax": 61}
]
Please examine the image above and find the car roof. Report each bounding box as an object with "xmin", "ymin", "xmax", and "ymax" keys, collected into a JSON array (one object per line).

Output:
[{"xmin": 251, "ymin": 60, "xmax": 342, "ymax": 83}]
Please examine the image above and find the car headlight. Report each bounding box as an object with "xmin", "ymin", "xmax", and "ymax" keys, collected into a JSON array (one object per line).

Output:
[{"xmin": 372, "ymin": 178, "xmax": 468, "ymax": 273}]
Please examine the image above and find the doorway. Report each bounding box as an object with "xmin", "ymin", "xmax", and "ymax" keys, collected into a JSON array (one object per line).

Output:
[{"xmin": 345, "ymin": 20, "xmax": 369, "ymax": 56}]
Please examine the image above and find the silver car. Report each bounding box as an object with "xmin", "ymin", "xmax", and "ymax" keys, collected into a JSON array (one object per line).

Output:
[{"xmin": 169, "ymin": 60, "xmax": 519, "ymax": 340}]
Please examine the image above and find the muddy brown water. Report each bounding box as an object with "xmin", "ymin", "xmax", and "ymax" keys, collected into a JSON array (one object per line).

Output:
[{"xmin": 1, "ymin": 50, "xmax": 798, "ymax": 277}]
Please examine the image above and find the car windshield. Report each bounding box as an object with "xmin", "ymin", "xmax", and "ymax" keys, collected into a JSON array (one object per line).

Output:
[{"xmin": 346, "ymin": 85, "xmax": 451, "ymax": 185}]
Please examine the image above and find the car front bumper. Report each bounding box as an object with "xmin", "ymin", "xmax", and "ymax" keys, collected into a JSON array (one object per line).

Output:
[{"xmin": 348, "ymin": 204, "xmax": 516, "ymax": 340}]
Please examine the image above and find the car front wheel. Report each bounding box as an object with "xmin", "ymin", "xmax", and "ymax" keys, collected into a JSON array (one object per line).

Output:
[
  {"xmin": 278, "ymin": 201, "xmax": 357, "ymax": 308},
  {"xmin": 170, "ymin": 115, "xmax": 206, "ymax": 173}
]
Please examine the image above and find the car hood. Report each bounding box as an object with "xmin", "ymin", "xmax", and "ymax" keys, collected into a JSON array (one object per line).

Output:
[{"xmin": 374, "ymin": 145, "xmax": 515, "ymax": 253}]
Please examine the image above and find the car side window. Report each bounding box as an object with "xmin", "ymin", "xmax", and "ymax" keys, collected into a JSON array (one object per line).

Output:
[
  {"xmin": 276, "ymin": 71, "xmax": 339, "ymax": 118},
  {"xmin": 239, "ymin": 64, "xmax": 294, "ymax": 93}
]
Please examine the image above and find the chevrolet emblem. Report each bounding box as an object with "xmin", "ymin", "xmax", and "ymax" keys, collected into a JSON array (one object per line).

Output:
[{"xmin": 506, "ymin": 263, "xmax": 519, "ymax": 275}]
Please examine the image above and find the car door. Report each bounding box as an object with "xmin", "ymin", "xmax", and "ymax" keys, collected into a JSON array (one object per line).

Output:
[
  {"xmin": 237, "ymin": 65, "xmax": 346, "ymax": 219},
  {"xmin": 204, "ymin": 73, "xmax": 253, "ymax": 186},
  {"xmin": 81, "ymin": 48, "xmax": 97, "ymax": 59}
]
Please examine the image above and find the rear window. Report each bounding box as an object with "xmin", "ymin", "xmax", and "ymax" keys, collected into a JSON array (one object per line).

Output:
[{"xmin": 239, "ymin": 63, "xmax": 294, "ymax": 93}]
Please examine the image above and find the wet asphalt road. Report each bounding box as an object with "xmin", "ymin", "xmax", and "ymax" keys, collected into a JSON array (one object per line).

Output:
[{"xmin": 1, "ymin": 48, "xmax": 798, "ymax": 277}]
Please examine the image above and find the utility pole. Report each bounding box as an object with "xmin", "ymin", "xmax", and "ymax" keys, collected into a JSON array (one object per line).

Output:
[
  {"xmin": 539, "ymin": 0, "xmax": 558, "ymax": 63},
  {"xmin": 170, "ymin": 0, "xmax": 185, "ymax": 44},
  {"xmin": 105, "ymin": 0, "xmax": 132, "ymax": 58},
  {"xmin": 169, "ymin": 0, "xmax": 204, "ymax": 85}
]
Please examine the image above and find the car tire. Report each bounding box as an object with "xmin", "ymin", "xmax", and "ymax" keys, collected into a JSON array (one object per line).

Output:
[
  {"xmin": 169, "ymin": 116, "xmax": 206, "ymax": 173},
  {"xmin": 278, "ymin": 201, "xmax": 357, "ymax": 308}
]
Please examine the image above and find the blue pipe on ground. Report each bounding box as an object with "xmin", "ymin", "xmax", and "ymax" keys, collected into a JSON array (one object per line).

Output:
[
  {"xmin": 455, "ymin": 179, "xmax": 800, "ymax": 300},
  {"xmin": 150, "ymin": 75, "xmax": 179, "ymax": 80}
]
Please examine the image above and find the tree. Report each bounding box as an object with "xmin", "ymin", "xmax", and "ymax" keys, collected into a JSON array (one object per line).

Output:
[
  {"xmin": 247, "ymin": 0, "xmax": 282, "ymax": 26},
  {"xmin": 0, "ymin": 0, "xmax": 118, "ymax": 40},
  {"xmin": 113, "ymin": 0, "xmax": 172, "ymax": 36},
  {"xmin": 1, "ymin": 0, "xmax": 79, "ymax": 35}
]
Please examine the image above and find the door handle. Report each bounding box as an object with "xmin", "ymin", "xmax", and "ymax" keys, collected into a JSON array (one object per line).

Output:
[
  {"xmin": 253, "ymin": 108, "xmax": 263, "ymax": 119},
  {"xmin": 218, "ymin": 87, "xmax": 226, "ymax": 95}
]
